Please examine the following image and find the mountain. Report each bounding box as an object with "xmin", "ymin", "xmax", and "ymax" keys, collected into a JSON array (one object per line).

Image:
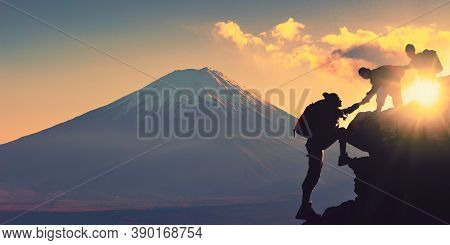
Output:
[{"xmin": 0, "ymin": 68, "xmax": 359, "ymax": 224}]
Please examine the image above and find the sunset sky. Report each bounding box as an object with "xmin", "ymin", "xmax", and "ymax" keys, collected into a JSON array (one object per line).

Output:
[{"xmin": 1, "ymin": 0, "xmax": 450, "ymax": 144}]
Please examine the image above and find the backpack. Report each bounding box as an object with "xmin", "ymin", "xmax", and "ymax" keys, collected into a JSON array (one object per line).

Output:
[
  {"xmin": 417, "ymin": 50, "xmax": 443, "ymax": 75},
  {"xmin": 293, "ymin": 103, "xmax": 318, "ymax": 138}
]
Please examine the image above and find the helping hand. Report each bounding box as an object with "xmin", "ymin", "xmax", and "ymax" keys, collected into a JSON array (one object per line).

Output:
[
  {"xmin": 349, "ymin": 102, "xmax": 360, "ymax": 111},
  {"xmin": 359, "ymin": 98, "xmax": 370, "ymax": 105}
]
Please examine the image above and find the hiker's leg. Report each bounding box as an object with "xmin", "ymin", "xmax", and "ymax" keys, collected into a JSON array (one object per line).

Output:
[
  {"xmin": 301, "ymin": 148, "xmax": 324, "ymax": 205},
  {"xmin": 376, "ymin": 88, "xmax": 388, "ymax": 112},
  {"xmin": 337, "ymin": 128, "xmax": 352, "ymax": 166},
  {"xmin": 390, "ymin": 84, "xmax": 403, "ymax": 108},
  {"xmin": 338, "ymin": 128, "xmax": 347, "ymax": 156}
]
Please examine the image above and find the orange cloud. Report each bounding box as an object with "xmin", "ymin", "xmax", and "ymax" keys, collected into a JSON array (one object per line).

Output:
[
  {"xmin": 321, "ymin": 25, "xmax": 450, "ymax": 65},
  {"xmin": 213, "ymin": 20, "xmax": 264, "ymax": 48},
  {"xmin": 213, "ymin": 18, "xmax": 314, "ymax": 68},
  {"xmin": 271, "ymin": 18, "xmax": 305, "ymax": 41},
  {"xmin": 321, "ymin": 27, "xmax": 378, "ymax": 50},
  {"xmin": 437, "ymin": 30, "xmax": 450, "ymax": 41},
  {"xmin": 213, "ymin": 18, "xmax": 309, "ymax": 52},
  {"xmin": 265, "ymin": 43, "xmax": 280, "ymax": 52},
  {"xmin": 270, "ymin": 44, "xmax": 324, "ymax": 68}
]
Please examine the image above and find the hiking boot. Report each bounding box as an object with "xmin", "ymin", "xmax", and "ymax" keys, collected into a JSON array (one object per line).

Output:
[
  {"xmin": 296, "ymin": 202, "xmax": 319, "ymax": 220},
  {"xmin": 338, "ymin": 153, "xmax": 352, "ymax": 166}
]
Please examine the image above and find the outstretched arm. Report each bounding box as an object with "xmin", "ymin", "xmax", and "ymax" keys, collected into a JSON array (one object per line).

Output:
[
  {"xmin": 402, "ymin": 64, "xmax": 412, "ymax": 70},
  {"xmin": 360, "ymin": 86, "xmax": 377, "ymax": 105},
  {"xmin": 342, "ymin": 103, "xmax": 360, "ymax": 115},
  {"xmin": 402, "ymin": 60, "xmax": 414, "ymax": 70}
]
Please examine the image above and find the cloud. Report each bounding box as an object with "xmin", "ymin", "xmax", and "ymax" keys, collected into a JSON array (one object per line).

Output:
[
  {"xmin": 213, "ymin": 18, "xmax": 308, "ymax": 51},
  {"xmin": 321, "ymin": 27, "xmax": 401, "ymax": 65},
  {"xmin": 265, "ymin": 43, "xmax": 279, "ymax": 52},
  {"xmin": 213, "ymin": 18, "xmax": 314, "ymax": 68},
  {"xmin": 212, "ymin": 19, "xmax": 449, "ymax": 81},
  {"xmin": 213, "ymin": 20, "xmax": 264, "ymax": 48},
  {"xmin": 332, "ymin": 45, "xmax": 399, "ymax": 65},
  {"xmin": 321, "ymin": 55, "xmax": 372, "ymax": 82},
  {"xmin": 322, "ymin": 26, "xmax": 450, "ymax": 65},
  {"xmin": 269, "ymin": 43, "xmax": 371, "ymax": 82},
  {"xmin": 322, "ymin": 27, "xmax": 377, "ymax": 50},
  {"xmin": 437, "ymin": 30, "xmax": 450, "ymax": 41},
  {"xmin": 270, "ymin": 44, "xmax": 324, "ymax": 68},
  {"xmin": 271, "ymin": 18, "xmax": 305, "ymax": 41}
]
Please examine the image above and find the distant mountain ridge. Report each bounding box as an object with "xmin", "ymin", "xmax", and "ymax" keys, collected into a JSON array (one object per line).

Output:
[{"xmin": 0, "ymin": 68, "xmax": 357, "ymax": 224}]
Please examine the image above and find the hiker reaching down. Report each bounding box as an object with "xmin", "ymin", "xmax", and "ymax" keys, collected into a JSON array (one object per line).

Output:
[{"xmin": 358, "ymin": 65, "xmax": 406, "ymax": 112}]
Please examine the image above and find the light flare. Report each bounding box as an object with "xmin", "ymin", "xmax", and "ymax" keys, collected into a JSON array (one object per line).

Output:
[{"xmin": 403, "ymin": 79, "xmax": 441, "ymax": 107}]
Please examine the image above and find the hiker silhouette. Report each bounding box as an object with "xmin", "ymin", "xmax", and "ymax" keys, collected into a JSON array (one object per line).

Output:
[
  {"xmin": 358, "ymin": 65, "xmax": 406, "ymax": 112},
  {"xmin": 294, "ymin": 92, "xmax": 359, "ymax": 220},
  {"xmin": 404, "ymin": 43, "xmax": 443, "ymax": 79}
]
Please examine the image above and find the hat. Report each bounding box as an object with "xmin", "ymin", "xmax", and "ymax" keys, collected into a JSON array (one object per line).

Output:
[{"xmin": 322, "ymin": 92, "xmax": 340, "ymax": 102}]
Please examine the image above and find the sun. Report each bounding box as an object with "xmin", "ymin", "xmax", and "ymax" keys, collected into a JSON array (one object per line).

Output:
[{"xmin": 403, "ymin": 79, "xmax": 441, "ymax": 107}]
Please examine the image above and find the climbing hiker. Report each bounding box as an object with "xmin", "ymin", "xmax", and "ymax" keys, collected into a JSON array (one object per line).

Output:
[
  {"xmin": 358, "ymin": 65, "xmax": 406, "ymax": 112},
  {"xmin": 404, "ymin": 44, "xmax": 443, "ymax": 79},
  {"xmin": 294, "ymin": 92, "xmax": 360, "ymax": 220}
]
